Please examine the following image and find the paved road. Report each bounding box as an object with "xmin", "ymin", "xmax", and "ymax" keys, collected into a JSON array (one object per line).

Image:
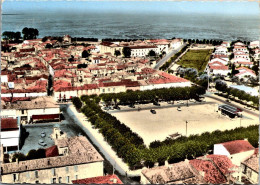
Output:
[
  {"xmin": 154, "ymin": 44, "xmax": 186, "ymax": 70},
  {"xmin": 107, "ymin": 101, "xmax": 215, "ymax": 114},
  {"xmin": 204, "ymin": 94, "xmax": 259, "ymax": 118}
]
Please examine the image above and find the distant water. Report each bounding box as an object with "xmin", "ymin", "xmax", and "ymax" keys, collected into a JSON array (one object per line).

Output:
[{"xmin": 2, "ymin": 12, "xmax": 260, "ymax": 41}]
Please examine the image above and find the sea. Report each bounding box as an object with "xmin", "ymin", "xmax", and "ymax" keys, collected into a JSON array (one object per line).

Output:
[{"xmin": 2, "ymin": 12, "xmax": 260, "ymax": 41}]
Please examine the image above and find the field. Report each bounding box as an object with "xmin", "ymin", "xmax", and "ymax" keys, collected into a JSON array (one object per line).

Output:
[
  {"xmin": 177, "ymin": 49, "xmax": 213, "ymax": 72},
  {"xmin": 110, "ymin": 99, "xmax": 258, "ymax": 146}
]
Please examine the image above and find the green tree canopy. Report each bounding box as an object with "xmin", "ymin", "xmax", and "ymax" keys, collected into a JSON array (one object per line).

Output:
[{"xmin": 122, "ymin": 47, "xmax": 131, "ymax": 58}]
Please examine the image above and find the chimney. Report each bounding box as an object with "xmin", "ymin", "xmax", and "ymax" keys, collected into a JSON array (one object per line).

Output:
[
  {"xmin": 244, "ymin": 138, "xmax": 248, "ymax": 141},
  {"xmin": 184, "ymin": 159, "xmax": 189, "ymax": 164},
  {"xmin": 110, "ymin": 178, "xmax": 117, "ymax": 184},
  {"xmin": 154, "ymin": 162, "xmax": 159, "ymax": 167}
]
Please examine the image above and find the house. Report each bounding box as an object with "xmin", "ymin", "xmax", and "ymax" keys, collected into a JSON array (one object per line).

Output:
[
  {"xmin": 233, "ymin": 58, "xmax": 253, "ymax": 67},
  {"xmin": 240, "ymin": 149, "xmax": 259, "ymax": 184},
  {"xmin": 72, "ymin": 174, "xmax": 123, "ymax": 184},
  {"xmin": 209, "ymin": 58, "xmax": 228, "ymax": 65},
  {"xmin": 170, "ymin": 38, "xmax": 183, "ymax": 49},
  {"xmin": 1, "ymin": 96, "xmax": 60, "ymax": 124},
  {"xmin": 1, "ymin": 136, "xmax": 104, "ymax": 184},
  {"xmin": 249, "ymin": 40, "xmax": 259, "ymax": 49},
  {"xmin": 207, "ymin": 62, "xmax": 230, "ymax": 76},
  {"xmin": 221, "ymin": 41, "xmax": 231, "ymax": 48},
  {"xmin": 1, "ymin": 118, "xmax": 21, "ymax": 153},
  {"xmin": 214, "ymin": 46, "xmax": 228, "ymax": 55},
  {"xmin": 235, "ymin": 67, "xmax": 256, "ymax": 79},
  {"xmin": 213, "ymin": 139, "xmax": 255, "ymax": 166}
]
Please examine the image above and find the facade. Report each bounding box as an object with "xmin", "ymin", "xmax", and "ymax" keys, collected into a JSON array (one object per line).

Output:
[
  {"xmin": 1, "ymin": 96, "xmax": 60, "ymax": 124},
  {"xmin": 129, "ymin": 45, "xmax": 159, "ymax": 57},
  {"xmin": 1, "ymin": 136, "xmax": 104, "ymax": 184},
  {"xmin": 241, "ymin": 150, "xmax": 259, "ymax": 184},
  {"xmin": 1, "ymin": 118, "xmax": 21, "ymax": 152}
]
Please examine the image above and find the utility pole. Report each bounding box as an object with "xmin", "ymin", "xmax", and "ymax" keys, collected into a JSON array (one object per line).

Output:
[{"xmin": 186, "ymin": 121, "xmax": 188, "ymax": 136}]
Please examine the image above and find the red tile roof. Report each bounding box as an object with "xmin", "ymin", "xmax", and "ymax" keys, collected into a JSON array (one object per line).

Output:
[
  {"xmin": 1, "ymin": 118, "xmax": 18, "ymax": 131},
  {"xmin": 190, "ymin": 158, "xmax": 226, "ymax": 184},
  {"xmin": 72, "ymin": 174, "xmax": 123, "ymax": 184},
  {"xmin": 209, "ymin": 65, "xmax": 229, "ymax": 70},
  {"xmin": 45, "ymin": 145, "xmax": 59, "ymax": 158},
  {"xmin": 221, "ymin": 140, "xmax": 255, "ymax": 155},
  {"xmin": 1, "ymin": 97, "xmax": 31, "ymax": 103}
]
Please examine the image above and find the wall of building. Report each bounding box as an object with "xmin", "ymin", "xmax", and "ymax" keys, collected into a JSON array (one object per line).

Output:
[
  {"xmin": 1, "ymin": 161, "xmax": 103, "ymax": 184},
  {"xmin": 140, "ymin": 82, "xmax": 191, "ymax": 91},
  {"xmin": 230, "ymin": 150, "xmax": 255, "ymax": 166},
  {"xmin": 213, "ymin": 144, "xmax": 230, "ymax": 156},
  {"xmin": 1, "ymin": 92, "xmax": 47, "ymax": 98}
]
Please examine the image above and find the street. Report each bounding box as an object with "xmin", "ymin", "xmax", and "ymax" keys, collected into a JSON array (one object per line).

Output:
[{"xmin": 154, "ymin": 43, "xmax": 187, "ymax": 70}]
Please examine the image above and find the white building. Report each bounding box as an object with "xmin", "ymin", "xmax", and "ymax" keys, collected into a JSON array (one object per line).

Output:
[
  {"xmin": 129, "ymin": 45, "xmax": 159, "ymax": 57},
  {"xmin": 213, "ymin": 139, "xmax": 255, "ymax": 166},
  {"xmin": 1, "ymin": 118, "xmax": 21, "ymax": 152}
]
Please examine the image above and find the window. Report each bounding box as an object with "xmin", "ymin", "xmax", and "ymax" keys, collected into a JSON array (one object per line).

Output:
[
  {"xmin": 75, "ymin": 175, "xmax": 78, "ymax": 180},
  {"xmin": 74, "ymin": 165, "xmax": 78, "ymax": 172},
  {"xmin": 35, "ymin": 181, "xmax": 39, "ymax": 184},
  {"xmin": 59, "ymin": 177, "xmax": 62, "ymax": 183},
  {"xmin": 108, "ymin": 88, "xmax": 110, "ymax": 92},
  {"xmin": 66, "ymin": 166, "xmax": 69, "ymax": 173},
  {"xmin": 35, "ymin": 171, "xmax": 39, "ymax": 178},
  {"xmin": 13, "ymin": 174, "xmax": 17, "ymax": 182},
  {"xmin": 52, "ymin": 178, "xmax": 56, "ymax": 184},
  {"xmin": 21, "ymin": 110, "xmax": 24, "ymax": 114},
  {"xmin": 67, "ymin": 176, "xmax": 70, "ymax": 183},
  {"xmin": 52, "ymin": 168, "xmax": 56, "ymax": 176}
]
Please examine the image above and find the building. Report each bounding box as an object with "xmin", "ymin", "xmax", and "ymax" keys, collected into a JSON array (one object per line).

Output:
[
  {"xmin": 207, "ymin": 62, "xmax": 230, "ymax": 76},
  {"xmin": 1, "ymin": 96, "xmax": 60, "ymax": 124},
  {"xmin": 235, "ymin": 67, "xmax": 256, "ymax": 79},
  {"xmin": 1, "ymin": 118, "xmax": 21, "ymax": 153},
  {"xmin": 240, "ymin": 149, "xmax": 259, "ymax": 184},
  {"xmin": 141, "ymin": 154, "xmax": 240, "ymax": 184},
  {"xmin": 72, "ymin": 174, "xmax": 123, "ymax": 184},
  {"xmin": 1, "ymin": 136, "xmax": 104, "ymax": 184},
  {"xmin": 129, "ymin": 45, "xmax": 159, "ymax": 57},
  {"xmin": 213, "ymin": 139, "xmax": 255, "ymax": 166},
  {"xmin": 217, "ymin": 104, "xmax": 242, "ymax": 118},
  {"xmin": 141, "ymin": 161, "xmax": 202, "ymax": 184}
]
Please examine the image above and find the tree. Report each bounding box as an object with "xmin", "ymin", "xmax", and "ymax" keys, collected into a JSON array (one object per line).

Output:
[
  {"xmin": 22, "ymin": 27, "xmax": 39, "ymax": 40},
  {"xmin": 148, "ymin": 50, "xmax": 156, "ymax": 57},
  {"xmin": 42, "ymin": 37, "xmax": 48, "ymax": 42},
  {"xmin": 72, "ymin": 97, "xmax": 83, "ymax": 110},
  {"xmin": 82, "ymin": 50, "xmax": 90, "ymax": 58},
  {"xmin": 114, "ymin": 50, "xmax": 121, "ymax": 57},
  {"xmin": 122, "ymin": 47, "xmax": 131, "ymax": 58}
]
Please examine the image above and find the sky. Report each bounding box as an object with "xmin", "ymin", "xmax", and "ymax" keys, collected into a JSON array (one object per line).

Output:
[{"xmin": 2, "ymin": 1, "xmax": 260, "ymax": 16}]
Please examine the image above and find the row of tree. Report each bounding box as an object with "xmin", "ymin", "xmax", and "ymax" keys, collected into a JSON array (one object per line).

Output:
[
  {"xmin": 159, "ymin": 44, "xmax": 189, "ymax": 71},
  {"xmin": 99, "ymin": 86, "xmax": 205, "ymax": 106},
  {"xmin": 73, "ymin": 95, "xmax": 258, "ymax": 169},
  {"xmin": 2, "ymin": 31, "xmax": 21, "ymax": 41},
  {"xmin": 215, "ymin": 81, "xmax": 259, "ymax": 107},
  {"xmin": 183, "ymin": 39, "xmax": 223, "ymax": 46}
]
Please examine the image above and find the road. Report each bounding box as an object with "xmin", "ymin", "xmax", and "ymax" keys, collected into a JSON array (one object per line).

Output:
[
  {"xmin": 154, "ymin": 44, "xmax": 187, "ymax": 70},
  {"xmin": 204, "ymin": 93, "xmax": 259, "ymax": 118}
]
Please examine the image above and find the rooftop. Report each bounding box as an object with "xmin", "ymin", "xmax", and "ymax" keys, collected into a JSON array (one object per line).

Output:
[
  {"xmin": 1, "ymin": 136, "xmax": 104, "ymax": 174},
  {"xmin": 72, "ymin": 174, "xmax": 123, "ymax": 184},
  {"xmin": 221, "ymin": 140, "xmax": 255, "ymax": 155}
]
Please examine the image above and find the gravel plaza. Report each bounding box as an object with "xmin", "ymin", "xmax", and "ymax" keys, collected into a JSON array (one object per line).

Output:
[{"xmin": 110, "ymin": 99, "xmax": 258, "ymax": 146}]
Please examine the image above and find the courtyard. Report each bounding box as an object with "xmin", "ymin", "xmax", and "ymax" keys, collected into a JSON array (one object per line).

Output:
[{"xmin": 110, "ymin": 98, "xmax": 258, "ymax": 146}]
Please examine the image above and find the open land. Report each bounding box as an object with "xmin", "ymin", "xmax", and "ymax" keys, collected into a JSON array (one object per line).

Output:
[
  {"xmin": 177, "ymin": 49, "xmax": 213, "ymax": 72},
  {"xmin": 110, "ymin": 98, "xmax": 258, "ymax": 146}
]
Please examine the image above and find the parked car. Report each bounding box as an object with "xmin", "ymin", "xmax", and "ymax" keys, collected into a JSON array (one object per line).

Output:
[
  {"xmin": 177, "ymin": 107, "xmax": 181, "ymax": 111},
  {"xmin": 225, "ymin": 99, "xmax": 230, "ymax": 103},
  {"xmin": 41, "ymin": 131, "xmax": 46, "ymax": 138},
  {"xmin": 150, "ymin": 109, "xmax": 156, "ymax": 114},
  {"xmin": 153, "ymin": 102, "xmax": 161, "ymax": 106},
  {"xmin": 38, "ymin": 140, "xmax": 47, "ymax": 147}
]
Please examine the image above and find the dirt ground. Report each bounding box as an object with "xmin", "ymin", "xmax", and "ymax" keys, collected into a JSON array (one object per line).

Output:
[{"xmin": 111, "ymin": 103, "xmax": 258, "ymax": 146}]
